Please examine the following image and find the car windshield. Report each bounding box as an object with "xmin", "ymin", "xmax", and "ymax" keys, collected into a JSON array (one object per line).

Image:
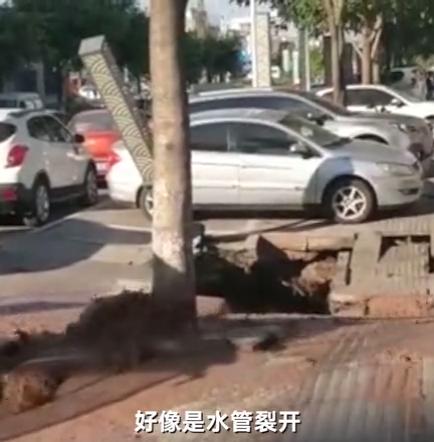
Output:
[
  {"xmin": 70, "ymin": 112, "xmax": 116, "ymax": 132},
  {"xmin": 280, "ymin": 115, "xmax": 348, "ymax": 149},
  {"xmin": 297, "ymin": 91, "xmax": 353, "ymax": 116}
]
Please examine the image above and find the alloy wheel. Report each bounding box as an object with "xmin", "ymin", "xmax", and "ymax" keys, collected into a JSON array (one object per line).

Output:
[{"xmin": 332, "ymin": 186, "xmax": 368, "ymax": 222}]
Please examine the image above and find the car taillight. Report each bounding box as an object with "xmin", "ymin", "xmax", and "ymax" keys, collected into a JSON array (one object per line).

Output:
[
  {"xmin": 107, "ymin": 152, "xmax": 120, "ymax": 170},
  {"xmin": 6, "ymin": 145, "xmax": 29, "ymax": 168}
]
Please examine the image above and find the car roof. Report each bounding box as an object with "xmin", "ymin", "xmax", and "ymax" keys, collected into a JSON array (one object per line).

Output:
[
  {"xmin": 190, "ymin": 107, "xmax": 288, "ymax": 123},
  {"xmin": 189, "ymin": 87, "xmax": 313, "ymax": 103},
  {"xmin": 189, "ymin": 87, "xmax": 300, "ymax": 99},
  {"xmin": 318, "ymin": 84, "xmax": 389, "ymax": 93}
]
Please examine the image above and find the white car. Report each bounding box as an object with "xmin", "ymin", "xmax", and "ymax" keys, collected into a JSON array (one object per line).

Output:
[
  {"xmin": 0, "ymin": 109, "xmax": 98, "ymax": 225},
  {"xmin": 386, "ymin": 66, "xmax": 418, "ymax": 89},
  {"xmin": 317, "ymin": 84, "xmax": 434, "ymax": 126},
  {"xmin": 0, "ymin": 92, "xmax": 44, "ymax": 113},
  {"xmin": 107, "ymin": 109, "xmax": 423, "ymax": 224}
]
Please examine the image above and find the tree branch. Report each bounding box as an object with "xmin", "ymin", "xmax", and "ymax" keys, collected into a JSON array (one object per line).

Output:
[{"xmin": 349, "ymin": 39, "xmax": 362, "ymax": 58}]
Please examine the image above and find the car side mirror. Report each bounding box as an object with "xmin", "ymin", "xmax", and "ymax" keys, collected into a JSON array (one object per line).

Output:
[
  {"xmin": 390, "ymin": 98, "xmax": 404, "ymax": 108},
  {"xmin": 74, "ymin": 133, "xmax": 85, "ymax": 144},
  {"xmin": 289, "ymin": 142, "xmax": 312, "ymax": 158},
  {"xmin": 307, "ymin": 112, "xmax": 326, "ymax": 126}
]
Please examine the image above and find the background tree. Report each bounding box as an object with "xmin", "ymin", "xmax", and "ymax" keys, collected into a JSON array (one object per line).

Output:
[
  {"xmin": 10, "ymin": 0, "xmax": 141, "ymax": 101},
  {"xmin": 202, "ymin": 34, "xmax": 241, "ymax": 82},
  {"xmin": 150, "ymin": 0, "xmax": 196, "ymax": 330}
]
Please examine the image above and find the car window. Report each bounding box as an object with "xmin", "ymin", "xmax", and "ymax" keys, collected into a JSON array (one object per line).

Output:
[
  {"xmin": 0, "ymin": 123, "xmax": 16, "ymax": 142},
  {"xmin": 347, "ymin": 89, "xmax": 393, "ymax": 107},
  {"xmin": 388, "ymin": 71, "xmax": 404, "ymax": 83},
  {"xmin": 190, "ymin": 123, "xmax": 230, "ymax": 152},
  {"xmin": 43, "ymin": 116, "xmax": 72, "ymax": 143},
  {"xmin": 27, "ymin": 117, "xmax": 52, "ymax": 142},
  {"xmin": 298, "ymin": 91, "xmax": 353, "ymax": 116},
  {"xmin": 189, "ymin": 98, "xmax": 245, "ymax": 113},
  {"xmin": 190, "ymin": 95, "xmax": 315, "ymax": 114},
  {"xmin": 248, "ymin": 96, "xmax": 318, "ymax": 114},
  {"xmin": 233, "ymin": 122, "xmax": 298, "ymax": 156},
  {"xmin": 0, "ymin": 99, "xmax": 17, "ymax": 108}
]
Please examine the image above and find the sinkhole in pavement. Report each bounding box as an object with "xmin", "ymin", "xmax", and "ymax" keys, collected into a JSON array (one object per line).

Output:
[{"xmin": 195, "ymin": 243, "xmax": 337, "ymax": 315}]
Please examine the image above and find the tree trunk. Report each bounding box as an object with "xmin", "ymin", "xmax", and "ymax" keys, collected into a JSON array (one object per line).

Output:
[
  {"xmin": 150, "ymin": 0, "xmax": 196, "ymax": 331},
  {"xmin": 361, "ymin": 31, "xmax": 371, "ymax": 84},
  {"xmin": 330, "ymin": 25, "xmax": 344, "ymax": 104},
  {"xmin": 372, "ymin": 59, "xmax": 380, "ymax": 83},
  {"xmin": 370, "ymin": 18, "xmax": 383, "ymax": 84},
  {"xmin": 323, "ymin": 0, "xmax": 345, "ymax": 105}
]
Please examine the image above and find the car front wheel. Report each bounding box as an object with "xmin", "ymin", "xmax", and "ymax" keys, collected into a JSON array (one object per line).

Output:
[
  {"xmin": 138, "ymin": 187, "xmax": 153, "ymax": 221},
  {"xmin": 325, "ymin": 178, "xmax": 375, "ymax": 224}
]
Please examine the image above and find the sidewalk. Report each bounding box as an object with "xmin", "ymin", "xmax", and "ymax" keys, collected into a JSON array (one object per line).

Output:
[{"xmin": 3, "ymin": 317, "xmax": 434, "ymax": 441}]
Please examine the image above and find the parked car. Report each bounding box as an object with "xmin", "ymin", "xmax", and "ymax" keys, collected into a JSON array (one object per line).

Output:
[
  {"xmin": 385, "ymin": 66, "xmax": 418, "ymax": 89},
  {"xmin": 68, "ymin": 109, "xmax": 120, "ymax": 180},
  {"xmin": 0, "ymin": 109, "xmax": 98, "ymax": 225},
  {"xmin": 0, "ymin": 93, "xmax": 44, "ymax": 112},
  {"xmin": 189, "ymin": 88, "xmax": 433, "ymax": 173},
  {"xmin": 317, "ymin": 84, "xmax": 434, "ymax": 126},
  {"xmin": 107, "ymin": 108, "xmax": 423, "ymax": 224}
]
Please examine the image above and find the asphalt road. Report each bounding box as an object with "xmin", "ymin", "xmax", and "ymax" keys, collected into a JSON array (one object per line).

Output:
[{"xmin": 0, "ymin": 191, "xmax": 112, "ymax": 242}]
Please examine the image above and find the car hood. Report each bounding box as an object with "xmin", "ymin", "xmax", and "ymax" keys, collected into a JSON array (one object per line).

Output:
[
  {"xmin": 338, "ymin": 112, "xmax": 425, "ymax": 126},
  {"xmin": 348, "ymin": 112, "xmax": 425, "ymax": 126},
  {"xmin": 332, "ymin": 139, "xmax": 417, "ymax": 165},
  {"xmin": 403, "ymin": 101, "xmax": 434, "ymax": 116}
]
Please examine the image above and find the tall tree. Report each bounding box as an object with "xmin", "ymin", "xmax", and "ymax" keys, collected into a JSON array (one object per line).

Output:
[
  {"xmin": 346, "ymin": 0, "xmax": 389, "ymax": 84},
  {"xmin": 321, "ymin": 0, "xmax": 345, "ymax": 103},
  {"xmin": 150, "ymin": 0, "xmax": 196, "ymax": 330}
]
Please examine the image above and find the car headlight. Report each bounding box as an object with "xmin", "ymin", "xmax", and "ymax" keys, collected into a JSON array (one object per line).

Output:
[{"xmin": 377, "ymin": 163, "xmax": 415, "ymax": 176}]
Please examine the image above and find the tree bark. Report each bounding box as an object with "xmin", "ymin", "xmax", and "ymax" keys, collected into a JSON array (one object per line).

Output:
[
  {"xmin": 323, "ymin": 0, "xmax": 345, "ymax": 104},
  {"xmin": 361, "ymin": 29, "xmax": 372, "ymax": 84},
  {"xmin": 150, "ymin": 0, "xmax": 196, "ymax": 331},
  {"xmin": 370, "ymin": 17, "xmax": 383, "ymax": 84}
]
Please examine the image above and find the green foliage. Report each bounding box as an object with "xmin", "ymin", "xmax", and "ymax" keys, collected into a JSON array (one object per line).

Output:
[
  {"xmin": 182, "ymin": 33, "xmax": 204, "ymax": 84},
  {"xmin": 182, "ymin": 33, "xmax": 241, "ymax": 84},
  {"xmin": 0, "ymin": 0, "xmax": 146, "ymax": 78},
  {"xmin": 236, "ymin": 0, "xmax": 434, "ymax": 65}
]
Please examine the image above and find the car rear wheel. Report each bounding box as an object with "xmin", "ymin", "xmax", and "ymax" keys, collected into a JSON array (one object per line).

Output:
[
  {"xmin": 80, "ymin": 167, "xmax": 98, "ymax": 207},
  {"xmin": 324, "ymin": 178, "xmax": 375, "ymax": 224},
  {"xmin": 23, "ymin": 180, "xmax": 51, "ymax": 227},
  {"xmin": 138, "ymin": 187, "xmax": 153, "ymax": 221}
]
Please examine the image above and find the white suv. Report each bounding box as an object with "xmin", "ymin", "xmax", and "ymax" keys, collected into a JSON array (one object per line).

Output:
[{"xmin": 0, "ymin": 109, "xmax": 98, "ymax": 225}]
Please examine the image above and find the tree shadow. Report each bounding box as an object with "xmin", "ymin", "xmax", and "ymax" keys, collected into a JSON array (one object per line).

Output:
[{"xmin": 0, "ymin": 218, "xmax": 151, "ymax": 275}]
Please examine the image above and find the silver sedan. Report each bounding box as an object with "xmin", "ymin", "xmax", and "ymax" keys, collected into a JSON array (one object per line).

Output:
[{"xmin": 107, "ymin": 108, "xmax": 424, "ymax": 224}]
